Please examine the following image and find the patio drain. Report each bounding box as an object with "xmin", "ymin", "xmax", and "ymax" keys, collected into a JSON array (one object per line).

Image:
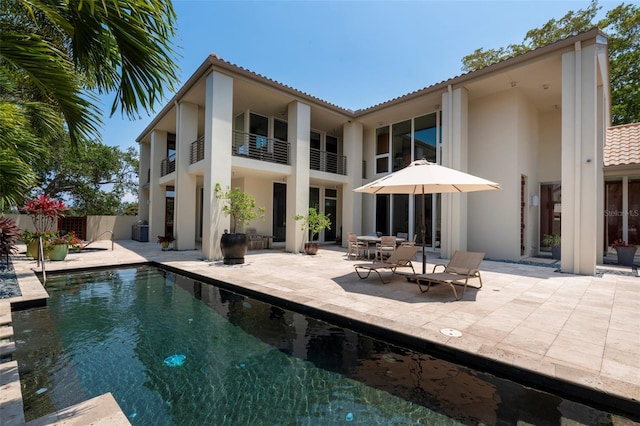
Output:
[{"xmin": 440, "ymin": 328, "xmax": 462, "ymax": 337}]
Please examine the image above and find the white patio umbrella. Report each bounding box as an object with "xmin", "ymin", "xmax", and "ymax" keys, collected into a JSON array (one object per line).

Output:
[{"xmin": 353, "ymin": 159, "xmax": 501, "ymax": 274}]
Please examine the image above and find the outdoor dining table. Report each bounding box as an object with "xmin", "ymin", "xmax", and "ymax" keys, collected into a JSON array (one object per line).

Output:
[{"xmin": 356, "ymin": 235, "xmax": 407, "ymax": 259}]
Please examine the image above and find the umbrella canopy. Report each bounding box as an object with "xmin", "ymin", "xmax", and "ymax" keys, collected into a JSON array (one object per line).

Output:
[
  {"xmin": 353, "ymin": 159, "xmax": 501, "ymax": 273},
  {"xmin": 353, "ymin": 159, "xmax": 502, "ymax": 195}
]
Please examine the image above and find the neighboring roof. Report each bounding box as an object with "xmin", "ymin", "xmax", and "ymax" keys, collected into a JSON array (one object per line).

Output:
[{"xmin": 605, "ymin": 123, "xmax": 640, "ymax": 167}]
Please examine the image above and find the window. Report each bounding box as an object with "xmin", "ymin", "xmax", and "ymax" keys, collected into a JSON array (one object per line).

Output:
[
  {"xmin": 392, "ymin": 120, "xmax": 411, "ymax": 171},
  {"xmin": 414, "ymin": 114, "xmax": 437, "ymax": 162},
  {"xmin": 274, "ymin": 119, "xmax": 287, "ymax": 141},
  {"xmin": 375, "ymin": 127, "xmax": 390, "ymax": 173}
]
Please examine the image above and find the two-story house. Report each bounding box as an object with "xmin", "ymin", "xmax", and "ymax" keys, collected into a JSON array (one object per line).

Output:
[{"xmin": 137, "ymin": 28, "xmax": 609, "ymax": 275}]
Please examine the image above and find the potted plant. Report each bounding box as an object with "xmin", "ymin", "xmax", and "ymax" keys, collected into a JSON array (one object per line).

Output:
[
  {"xmin": 48, "ymin": 233, "xmax": 71, "ymax": 261},
  {"xmin": 294, "ymin": 208, "xmax": 331, "ymax": 255},
  {"xmin": 542, "ymin": 233, "xmax": 561, "ymax": 260},
  {"xmin": 611, "ymin": 239, "xmax": 637, "ymax": 267},
  {"xmin": 215, "ymin": 184, "xmax": 265, "ymax": 264},
  {"xmin": 20, "ymin": 195, "xmax": 67, "ymax": 260},
  {"xmin": 157, "ymin": 234, "xmax": 175, "ymax": 250}
]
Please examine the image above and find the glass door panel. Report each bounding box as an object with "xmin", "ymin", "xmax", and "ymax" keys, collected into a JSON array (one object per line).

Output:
[
  {"xmin": 376, "ymin": 194, "xmax": 390, "ymax": 235},
  {"xmin": 629, "ymin": 179, "xmax": 640, "ymax": 245},
  {"xmin": 540, "ymin": 184, "xmax": 561, "ymax": 252},
  {"xmin": 604, "ymin": 180, "xmax": 623, "ymax": 246},
  {"xmin": 324, "ymin": 198, "xmax": 337, "ymax": 242},
  {"xmin": 272, "ymin": 183, "xmax": 286, "ymax": 242},
  {"xmin": 392, "ymin": 194, "xmax": 409, "ymax": 236}
]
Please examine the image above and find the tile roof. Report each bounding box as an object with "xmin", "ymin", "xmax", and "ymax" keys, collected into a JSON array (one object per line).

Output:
[{"xmin": 605, "ymin": 123, "xmax": 640, "ymax": 167}]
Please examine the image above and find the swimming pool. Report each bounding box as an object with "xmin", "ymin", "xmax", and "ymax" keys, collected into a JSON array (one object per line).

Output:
[{"xmin": 11, "ymin": 265, "xmax": 631, "ymax": 425}]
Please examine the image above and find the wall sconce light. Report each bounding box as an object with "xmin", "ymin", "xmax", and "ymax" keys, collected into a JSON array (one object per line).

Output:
[
  {"xmin": 542, "ymin": 84, "xmax": 550, "ymax": 90},
  {"xmin": 530, "ymin": 195, "xmax": 539, "ymax": 207},
  {"xmin": 511, "ymin": 81, "xmax": 517, "ymax": 88}
]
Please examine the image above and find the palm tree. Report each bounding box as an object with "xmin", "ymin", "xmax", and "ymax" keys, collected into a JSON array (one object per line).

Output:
[{"xmin": 0, "ymin": 0, "xmax": 180, "ymax": 208}]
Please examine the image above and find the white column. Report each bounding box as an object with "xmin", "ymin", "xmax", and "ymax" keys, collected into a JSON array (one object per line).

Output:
[
  {"xmin": 440, "ymin": 87, "xmax": 469, "ymax": 258},
  {"xmin": 202, "ymin": 71, "xmax": 234, "ymax": 260},
  {"xmin": 341, "ymin": 121, "xmax": 363, "ymax": 246},
  {"xmin": 285, "ymin": 101, "xmax": 311, "ymax": 253},
  {"xmin": 561, "ymin": 41, "xmax": 602, "ymax": 275},
  {"xmin": 149, "ymin": 130, "xmax": 167, "ymax": 242},
  {"xmin": 174, "ymin": 101, "xmax": 198, "ymax": 250},
  {"xmin": 138, "ymin": 142, "xmax": 150, "ymax": 222}
]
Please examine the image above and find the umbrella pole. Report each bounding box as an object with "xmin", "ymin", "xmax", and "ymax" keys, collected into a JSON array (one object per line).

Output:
[{"xmin": 421, "ymin": 188, "xmax": 426, "ymax": 274}]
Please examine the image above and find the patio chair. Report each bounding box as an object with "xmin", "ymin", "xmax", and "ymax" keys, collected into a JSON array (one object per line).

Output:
[
  {"xmin": 347, "ymin": 233, "xmax": 368, "ymax": 259},
  {"xmin": 354, "ymin": 245, "xmax": 419, "ymax": 284},
  {"xmin": 414, "ymin": 251, "xmax": 484, "ymax": 300},
  {"xmin": 246, "ymin": 227, "xmax": 266, "ymax": 250},
  {"xmin": 400, "ymin": 234, "xmax": 417, "ymax": 247},
  {"xmin": 375, "ymin": 235, "xmax": 397, "ymax": 261}
]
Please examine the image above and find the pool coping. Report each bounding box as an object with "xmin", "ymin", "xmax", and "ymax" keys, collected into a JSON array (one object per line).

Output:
[{"xmin": 2, "ymin": 243, "xmax": 640, "ymax": 424}]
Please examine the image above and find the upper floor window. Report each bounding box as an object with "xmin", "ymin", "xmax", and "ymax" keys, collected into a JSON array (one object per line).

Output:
[
  {"xmin": 375, "ymin": 111, "xmax": 441, "ymax": 175},
  {"xmin": 376, "ymin": 127, "xmax": 390, "ymax": 173}
]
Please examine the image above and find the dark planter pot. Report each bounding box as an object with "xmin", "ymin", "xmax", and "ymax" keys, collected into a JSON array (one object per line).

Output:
[
  {"xmin": 616, "ymin": 246, "xmax": 637, "ymax": 267},
  {"xmin": 304, "ymin": 242, "xmax": 319, "ymax": 255},
  {"xmin": 551, "ymin": 246, "xmax": 561, "ymax": 260},
  {"xmin": 221, "ymin": 233, "xmax": 248, "ymax": 265}
]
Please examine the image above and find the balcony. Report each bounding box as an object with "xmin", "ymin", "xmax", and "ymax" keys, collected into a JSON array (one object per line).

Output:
[
  {"xmin": 310, "ymin": 148, "xmax": 347, "ymax": 175},
  {"xmin": 232, "ymin": 130, "xmax": 290, "ymax": 165},
  {"xmin": 160, "ymin": 154, "xmax": 175, "ymax": 177},
  {"xmin": 190, "ymin": 136, "xmax": 204, "ymax": 164}
]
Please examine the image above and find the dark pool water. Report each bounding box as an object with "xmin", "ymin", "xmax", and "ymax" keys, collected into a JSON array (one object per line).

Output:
[{"xmin": 11, "ymin": 266, "xmax": 628, "ymax": 425}]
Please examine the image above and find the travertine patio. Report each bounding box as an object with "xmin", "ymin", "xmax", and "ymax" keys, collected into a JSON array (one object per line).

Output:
[{"xmin": 1, "ymin": 240, "xmax": 638, "ymax": 425}]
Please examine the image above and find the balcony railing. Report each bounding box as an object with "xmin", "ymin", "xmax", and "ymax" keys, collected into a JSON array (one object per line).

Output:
[
  {"xmin": 190, "ymin": 136, "xmax": 204, "ymax": 164},
  {"xmin": 160, "ymin": 154, "xmax": 175, "ymax": 177},
  {"xmin": 232, "ymin": 130, "xmax": 290, "ymax": 165},
  {"xmin": 310, "ymin": 148, "xmax": 347, "ymax": 175}
]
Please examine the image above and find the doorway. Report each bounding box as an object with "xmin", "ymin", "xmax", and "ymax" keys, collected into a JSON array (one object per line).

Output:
[{"xmin": 273, "ymin": 182, "xmax": 286, "ymax": 243}]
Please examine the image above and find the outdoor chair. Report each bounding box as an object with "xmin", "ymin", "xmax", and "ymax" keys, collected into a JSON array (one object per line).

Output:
[
  {"xmin": 401, "ymin": 234, "xmax": 417, "ymax": 246},
  {"xmin": 354, "ymin": 245, "xmax": 419, "ymax": 284},
  {"xmin": 246, "ymin": 227, "xmax": 266, "ymax": 250},
  {"xmin": 375, "ymin": 235, "xmax": 397, "ymax": 261},
  {"xmin": 414, "ymin": 251, "xmax": 484, "ymax": 300},
  {"xmin": 347, "ymin": 233, "xmax": 368, "ymax": 259}
]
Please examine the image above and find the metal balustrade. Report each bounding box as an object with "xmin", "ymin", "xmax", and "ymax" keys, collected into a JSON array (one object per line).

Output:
[
  {"xmin": 160, "ymin": 154, "xmax": 176, "ymax": 176},
  {"xmin": 232, "ymin": 130, "xmax": 290, "ymax": 165},
  {"xmin": 190, "ymin": 136, "xmax": 204, "ymax": 164},
  {"xmin": 310, "ymin": 148, "xmax": 347, "ymax": 175}
]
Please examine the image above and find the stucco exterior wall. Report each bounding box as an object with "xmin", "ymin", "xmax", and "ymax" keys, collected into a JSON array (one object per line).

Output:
[
  {"xmin": 468, "ymin": 90, "xmax": 520, "ymax": 260},
  {"xmin": 6, "ymin": 215, "xmax": 138, "ymax": 241},
  {"xmin": 538, "ymin": 111, "xmax": 562, "ymax": 183}
]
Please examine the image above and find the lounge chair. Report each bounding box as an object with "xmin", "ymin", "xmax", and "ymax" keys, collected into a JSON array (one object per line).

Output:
[
  {"xmin": 354, "ymin": 245, "xmax": 419, "ymax": 284},
  {"xmin": 415, "ymin": 251, "xmax": 484, "ymax": 300}
]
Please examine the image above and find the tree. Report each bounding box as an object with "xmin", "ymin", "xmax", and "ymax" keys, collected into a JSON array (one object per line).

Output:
[
  {"xmin": 0, "ymin": 0, "xmax": 179, "ymax": 208},
  {"xmin": 461, "ymin": 1, "xmax": 640, "ymax": 125},
  {"xmin": 34, "ymin": 139, "xmax": 139, "ymax": 215}
]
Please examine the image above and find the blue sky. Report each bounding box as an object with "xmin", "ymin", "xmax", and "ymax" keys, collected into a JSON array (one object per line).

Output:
[{"xmin": 99, "ymin": 0, "xmax": 619, "ymax": 151}]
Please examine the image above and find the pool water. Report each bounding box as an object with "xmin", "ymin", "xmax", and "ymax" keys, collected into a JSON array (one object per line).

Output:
[{"xmin": 12, "ymin": 266, "xmax": 625, "ymax": 425}]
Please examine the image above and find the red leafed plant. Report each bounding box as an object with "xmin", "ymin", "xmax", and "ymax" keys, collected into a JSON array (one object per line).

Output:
[
  {"xmin": 0, "ymin": 216, "xmax": 22, "ymax": 258},
  {"xmin": 21, "ymin": 195, "xmax": 67, "ymax": 232}
]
